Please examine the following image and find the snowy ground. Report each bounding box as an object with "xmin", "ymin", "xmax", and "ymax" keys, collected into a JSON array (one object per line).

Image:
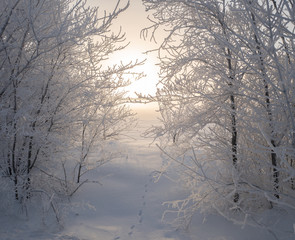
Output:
[{"xmin": 1, "ymin": 104, "xmax": 294, "ymax": 240}]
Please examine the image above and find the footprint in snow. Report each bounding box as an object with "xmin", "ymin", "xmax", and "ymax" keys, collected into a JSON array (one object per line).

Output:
[
  {"xmin": 116, "ymin": 173, "xmax": 154, "ymax": 240},
  {"xmin": 57, "ymin": 235, "xmax": 81, "ymax": 240}
]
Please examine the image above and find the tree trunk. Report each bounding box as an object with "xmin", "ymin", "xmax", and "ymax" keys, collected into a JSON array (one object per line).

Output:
[
  {"xmin": 219, "ymin": 13, "xmax": 240, "ymax": 203},
  {"xmin": 249, "ymin": 7, "xmax": 279, "ymax": 199}
]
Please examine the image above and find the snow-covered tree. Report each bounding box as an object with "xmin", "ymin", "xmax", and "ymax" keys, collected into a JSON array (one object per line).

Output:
[
  {"xmin": 143, "ymin": 0, "xmax": 295, "ymax": 231},
  {"xmin": 0, "ymin": 0, "xmax": 137, "ymax": 216}
]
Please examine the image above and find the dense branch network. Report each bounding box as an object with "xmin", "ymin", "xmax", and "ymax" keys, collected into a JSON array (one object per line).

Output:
[{"xmin": 142, "ymin": 0, "xmax": 295, "ymax": 231}]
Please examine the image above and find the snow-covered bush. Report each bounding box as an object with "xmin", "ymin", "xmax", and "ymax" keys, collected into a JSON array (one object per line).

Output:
[
  {"xmin": 143, "ymin": 0, "xmax": 295, "ymax": 232},
  {"xmin": 0, "ymin": 0, "xmax": 137, "ymax": 218}
]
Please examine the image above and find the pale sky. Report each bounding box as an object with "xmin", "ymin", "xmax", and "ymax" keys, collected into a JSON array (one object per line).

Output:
[{"xmin": 88, "ymin": 0, "xmax": 161, "ymax": 98}]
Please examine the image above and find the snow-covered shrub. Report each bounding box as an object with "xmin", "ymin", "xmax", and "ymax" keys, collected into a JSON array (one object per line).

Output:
[
  {"xmin": 0, "ymin": 0, "xmax": 137, "ymax": 220},
  {"xmin": 143, "ymin": 0, "xmax": 295, "ymax": 232}
]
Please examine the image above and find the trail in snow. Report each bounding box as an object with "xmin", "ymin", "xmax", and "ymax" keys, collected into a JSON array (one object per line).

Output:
[
  {"xmin": 59, "ymin": 104, "xmax": 274, "ymax": 240},
  {"xmin": 56, "ymin": 103, "xmax": 187, "ymax": 240},
  {"xmin": 0, "ymin": 104, "xmax": 292, "ymax": 240}
]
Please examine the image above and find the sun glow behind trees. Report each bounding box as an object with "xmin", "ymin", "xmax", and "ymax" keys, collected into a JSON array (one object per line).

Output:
[
  {"xmin": 3, "ymin": 0, "xmax": 295, "ymax": 238},
  {"xmin": 109, "ymin": 48, "xmax": 160, "ymax": 98},
  {"xmin": 91, "ymin": 0, "xmax": 161, "ymax": 99}
]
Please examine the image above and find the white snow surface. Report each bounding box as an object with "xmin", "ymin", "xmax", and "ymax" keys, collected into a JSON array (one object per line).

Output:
[{"xmin": 0, "ymin": 104, "xmax": 294, "ymax": 240}]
